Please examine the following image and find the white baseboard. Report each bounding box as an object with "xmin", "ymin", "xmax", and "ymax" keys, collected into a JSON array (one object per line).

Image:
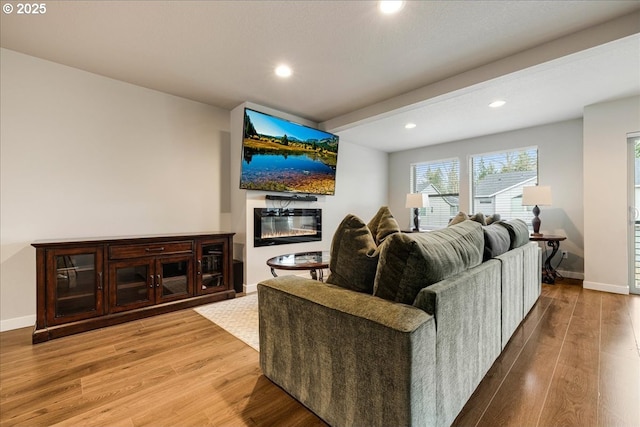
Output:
[
  {"xmin": 244, "ymin": 270, "xmax": 327, "ymax": 295},
  {"xmin": 583, "ymin": 280, "xmax": 629, "ymax": 295},
  {"xmin": 556, "ymin": 270, "xmax": 584, "ymax": 280},
  {"xmin": 0, "ymin": 315, "xmax": 35, "ymax": 332},
  {"xmin": 244, "ymin": 283, "xmax": 258, "ymax": 294}
]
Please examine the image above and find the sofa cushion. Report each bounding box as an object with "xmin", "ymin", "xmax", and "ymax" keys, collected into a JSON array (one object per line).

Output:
[
  {"xmin": 482, "ymin": 223, "xmax": 511, "ymax": 261},
  {"xmin": 497, "ymin": 219, "xmax": 530, "ymax": 249},
  {"xmin": 326, "ymin": 214, "xmax": 379, "ymax": 293},
  {"xmin": 367, "ymin": 206, "xmax": 401, "ymax": 245},
  {"xmin": 373, "ymin": 220, "xmax": 484, "ymax": 304}
]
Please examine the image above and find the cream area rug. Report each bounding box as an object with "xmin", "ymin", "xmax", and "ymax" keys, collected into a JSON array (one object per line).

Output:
[{"xmin": 194, "ymin": 293, "xmax": 259, "ymax": 351}]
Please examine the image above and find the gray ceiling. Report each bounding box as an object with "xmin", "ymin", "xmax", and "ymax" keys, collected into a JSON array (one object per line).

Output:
[{"xmin": 1, "ymin": 1, "xmax": 639, "ymax": 152}]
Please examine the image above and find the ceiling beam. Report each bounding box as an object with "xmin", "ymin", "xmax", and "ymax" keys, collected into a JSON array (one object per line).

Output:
[{"xmin": 321, "ymin": 11, "xmax": 640, "ymax": 134}]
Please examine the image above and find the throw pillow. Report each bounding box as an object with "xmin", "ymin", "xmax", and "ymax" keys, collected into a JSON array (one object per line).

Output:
[
  {"xmin": 469, "ymin": 212, "xmax": 487, "ymax": 226},
  {"xmin": 496, "ymin": 219, "xmax": 530, "ymax": 249},
  {"xmin": 373, "ymin": 221, "xmax": 484, "ymax": 304},
  {"xmin": 485, "ymin": 213, "xmax": 501, "ymax": 225},
  {"xmin": 448, "ymin": 211, "xmax": 468, "ymax": 226},
  {"xmin": 482, "ymin": 223, "xmax": 511, "ymax": 261},
  {"xmin": 367, "ymin": 206, "xmax": 401, "ymax": 245},
  {"xmin": 326, "ymin": 214, "xmax": 379, "ymax": 293}
]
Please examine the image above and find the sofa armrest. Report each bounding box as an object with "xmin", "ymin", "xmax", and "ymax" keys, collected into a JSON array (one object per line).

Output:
[
  {"xmin": 413, "ymin": 260, "xmax": 502, "ymax": 427},
  {"xmin": 258, "ymin": 275, "xmax": 437, "ymax": 427}
]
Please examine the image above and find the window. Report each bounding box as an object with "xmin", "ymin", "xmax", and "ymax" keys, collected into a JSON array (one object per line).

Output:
[
  {"xmin": 471, "ymin": 147, "xmax": 538, "ymax": 222},
  {"xmin": 410, "ymin": 158, "xmax": 460, "ymax": 229}
]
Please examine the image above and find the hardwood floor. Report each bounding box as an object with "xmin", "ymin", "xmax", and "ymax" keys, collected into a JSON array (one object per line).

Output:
[
  {"xmin": 0, "ymin": 309, "xmax": 326, "ymax": 427},
  {"xmin": 454, "ymin": 279, "xmax": 640, "ymax": 427},
  {"xmin": 1, "ymin": 280, "xmax": 638, "ymax": 427}
]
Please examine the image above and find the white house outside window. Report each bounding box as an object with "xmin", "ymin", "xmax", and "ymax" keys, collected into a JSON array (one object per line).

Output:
[
  {"xmin": 471, "ymin": 147, "xmax": 538, "ymax": 222},
  {"xmin": 410, "ymin": 158, "xmax": 460, "ymax": 229}
]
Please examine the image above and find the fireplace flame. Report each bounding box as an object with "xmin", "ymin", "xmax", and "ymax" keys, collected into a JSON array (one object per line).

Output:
[
  {"xmin": 261, "ymin": 228, "xmax": 317, "ymax": 239},
  {"xmin": 255, "ymin": 208, "xmax": 321, "ymax": 246}
]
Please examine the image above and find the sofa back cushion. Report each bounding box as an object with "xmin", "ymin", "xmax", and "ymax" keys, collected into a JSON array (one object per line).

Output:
[
  {"xmin": 373, "ymin": 220, "xmax": 484, "ymax": 304},
  {"xmin": 482, "ymin": 223, "xmax": 511, "ymax": 261},
  {"xmin": 326, "ymin": 214, "xmax": 379, "ymax": 293},
  {"xmin": 497, "ymin": 219, "xmax": 530, "ymax": 249}
]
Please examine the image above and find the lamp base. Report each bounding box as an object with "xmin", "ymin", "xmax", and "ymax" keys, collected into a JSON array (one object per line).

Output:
[
  {"xmin": 531, "ymin": 205, "xmax": 542, "ymax": 236},
  {"xmin": 413, "ymin": 208, "xmax": 420, "ymax": 232}
]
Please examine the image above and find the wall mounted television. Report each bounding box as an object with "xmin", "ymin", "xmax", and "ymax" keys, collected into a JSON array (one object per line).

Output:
[{"xmin": 240, "ymin": 108, "xmax": 339, "ymax": 196}]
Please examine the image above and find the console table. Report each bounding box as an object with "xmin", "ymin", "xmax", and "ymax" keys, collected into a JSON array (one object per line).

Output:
[
  {"xmin": 267, "ymin": 251, "xmax": 330, "ymax": 281},
  {"xmin": 32, "ymin": 232, "xmax": 235, "ymax": 343},
  {"xmin": 529, "ymin": 234, "xmax": 566, "ymax": 284}
]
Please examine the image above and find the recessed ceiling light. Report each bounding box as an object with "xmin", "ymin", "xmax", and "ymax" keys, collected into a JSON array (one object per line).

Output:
[
  {"xmin": 379, "ymin": 1, "xmax": 405, "ymax": 15},
  {"xmin": 489, "ymin": 100, "xmax": 506, "ymax": 108},
  {"xmin": 275, "ymin": 64, "xmax": 292, "ymax": 78},
  {"xmin": 405, "ymin": 123, "xmax": 416, "ymax": 129}
]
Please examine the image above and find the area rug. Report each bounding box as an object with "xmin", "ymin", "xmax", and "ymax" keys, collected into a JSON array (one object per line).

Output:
[{"xmin": 194, "ymin": 293, "xmax": 259, "ymax": 351}]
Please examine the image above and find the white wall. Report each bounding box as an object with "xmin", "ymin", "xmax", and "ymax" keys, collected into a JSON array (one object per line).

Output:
[
  {"xmin": 389, "ymin": 119, "xmax": 585, "ymax": 277},
  {"xmin": 230, "ymin": 103, "xmax": 388, "ymax": 292},
  {"xmin": 583, "ymin": 96, "xmax": 640, "ymax": 294},
  {"xmin": 0, "ymin": 49, "xmax": 231, "ymax": 330}
]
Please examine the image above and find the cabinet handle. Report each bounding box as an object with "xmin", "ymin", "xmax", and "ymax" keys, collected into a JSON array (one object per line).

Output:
[
  {"xmin": 149, "ymin": 275, "xmax": 154, "ymax": 288},
  {"xmin": 156, "ymin": 274, "xmax": 161, "ymax": 287},
  {"xmin": 145, "ymin": 247, "xmax": 165, "ymax": 252},
  {"xmin": 98, "ymin": 272, "xmax": 103, "ymax": 290},
  {"xmin": 197, "ymin": 260, "xmax": 202, "ymax": 275}
]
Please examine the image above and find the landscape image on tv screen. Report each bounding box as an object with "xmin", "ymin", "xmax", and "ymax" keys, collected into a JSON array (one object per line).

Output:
[{"xmin": 240, "ymin": 108, "xmax": 339, "ymax": 195}]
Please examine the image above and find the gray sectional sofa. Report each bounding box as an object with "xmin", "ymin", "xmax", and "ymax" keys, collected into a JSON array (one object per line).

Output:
[{"xmin": 258, "ymin": 217, "xmax": 541, "ymax": 427}]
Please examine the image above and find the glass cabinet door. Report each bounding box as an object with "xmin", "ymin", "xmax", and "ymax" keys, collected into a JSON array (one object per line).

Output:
[
  {"xmin": 47, "ymin": 247, "xmax": 104, "ymax": 325},
  {"xmin": 110, "ymin": 259, "xmax": 154, "ymax": 312},
  {"xmin": 197, "ymin": 240, "xmax": 228, "ymax": 294},
  {"xmin": 157, "ymin": 255, "xmax": 193, "ymax": 302}
]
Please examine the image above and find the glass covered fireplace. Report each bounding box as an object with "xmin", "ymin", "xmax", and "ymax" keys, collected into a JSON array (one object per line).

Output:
[{"xmin": 254, "ymin": 208, "xmax": 322, "ymax": 247}]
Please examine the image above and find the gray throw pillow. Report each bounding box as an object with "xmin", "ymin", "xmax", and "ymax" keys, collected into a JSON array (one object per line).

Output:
[
  {"xmin": 485, "ymin": 213, "xmax": 501, "ymax": 225},
  {"xmin": 326, "ymin": 214, "xmax": 379, "ymax": 293},
  {"xmin": 482, "ymin": 223, "xmax": 511, "ymax": 261},
  {"xmin": 373, "ymin": 221, "xmax": 484, "ymax": 304},
  {"xmin": 497, "ymin": 219, "xmax": 530, "ymax": 249},
  {"xmin": 469, "ymin": 212, "xmax": 487, "ymax": 226}
]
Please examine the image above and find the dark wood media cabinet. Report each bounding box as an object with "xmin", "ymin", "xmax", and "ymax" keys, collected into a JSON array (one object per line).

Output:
[{"xmin": 32, "ymin": 232, "xmax": 235, "ymax": 343}]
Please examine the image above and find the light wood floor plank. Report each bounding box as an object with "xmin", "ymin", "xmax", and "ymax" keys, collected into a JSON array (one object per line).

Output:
[{"xmin": 537, "ymin": 288, "xmax": 601, "ymax": 427}]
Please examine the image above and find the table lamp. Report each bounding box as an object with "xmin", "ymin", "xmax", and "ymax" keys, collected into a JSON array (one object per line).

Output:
[
  {"xmin": 522, "ymin": 185, "xmax": 552, "ymax": 236},
  {"xmin": 406, "ymin": 193, "xmax": 429, "ymax": 232}
]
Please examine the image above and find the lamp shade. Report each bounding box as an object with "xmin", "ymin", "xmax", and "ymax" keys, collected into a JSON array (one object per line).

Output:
[
  {"xmin": 522, "ymin": 186, "xmax": 552, "ymax": 206},
  {"xmin": 406, "ymin": 193, "xmax": 429, "ymax": 208}
]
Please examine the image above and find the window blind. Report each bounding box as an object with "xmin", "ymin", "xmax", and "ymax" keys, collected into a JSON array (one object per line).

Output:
[
  {"xmin": 470, "ymin": 147, "xmax": 538, "ymax": 222},
  {"xmin": 410, "ymin": 158, "xmax": 460, "ymax": 229}
]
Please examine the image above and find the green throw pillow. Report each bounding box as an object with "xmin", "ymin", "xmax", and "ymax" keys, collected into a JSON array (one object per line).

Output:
[
  {"xmin": 367, "ymin": 206, "xmax": 401, "ymax": 245},
  {"xmin": 326, "ymin": 214, "xmax": 379, "ymax": 293},
  {"xmin": 448, "ymin": 211, "xmax": 468, "ymax": 226}
]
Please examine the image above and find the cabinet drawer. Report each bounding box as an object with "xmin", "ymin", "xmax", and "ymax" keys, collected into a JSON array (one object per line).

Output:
[{"xmin": 109, "ymin": 241, "xmax": 193, "ymax": 259}]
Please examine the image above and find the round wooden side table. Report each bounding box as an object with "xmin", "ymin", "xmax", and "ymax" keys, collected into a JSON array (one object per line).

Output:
[{"xmin": 529, "ymin": 234, "xmax": 566, "ymax": 284}]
